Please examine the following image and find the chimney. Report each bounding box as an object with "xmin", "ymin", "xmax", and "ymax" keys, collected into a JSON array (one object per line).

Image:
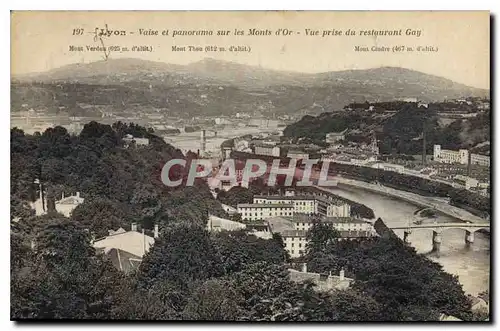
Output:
[
  {"xmin": 302, "ymin": 262, "xmax": 307, "ymax": 273},
  {"xmin": 339, "ymin": 268, "xmax": 345, "ymax": 281},
  {"xmin": 131, "ymin": 222, "xmax": 137, "ymax": 232},
  {"xmin": 76, "ymin": 192, "xmax": 80, "ymax": 199},
  {"xmin": 154, "ymin": 224, "xmax": 159, "ymax": 239},
  {"xmin": 61, "ymin": 192, "xmax": 65, "ymax": 200},
  {"xmin": 467, "ymin": 149, "xmax": 472, "ymax": 176},
  {"xmin": 30, "ymin": 240, "xmax": 35, "ymax": 250},
  {"xmin": 422, "ymin": 121, "xmax": 426, "ymax": 166}
]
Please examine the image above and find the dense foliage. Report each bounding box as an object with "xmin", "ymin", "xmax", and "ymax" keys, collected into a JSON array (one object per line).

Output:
[
  {"xmin": 10, "ymin": 123, "xmax": 227, "ymax": 233},
  {"xmin": 283, "ymin": 102, "xmax": 490, "ymax": 155},
  {"xmin": 304, "ymin": 218, "xmax": 473, "ymax": 321}
]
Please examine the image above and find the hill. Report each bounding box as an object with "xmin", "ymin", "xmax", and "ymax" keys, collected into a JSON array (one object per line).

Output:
[{"xmin": 12, "ymin": 58, "xmax": 489, "ymax": 117}]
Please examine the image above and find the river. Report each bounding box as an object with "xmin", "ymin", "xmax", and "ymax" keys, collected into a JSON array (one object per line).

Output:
[{"xmin": 325, "ymin": 185, "xmax": 490, "ymax": 296}]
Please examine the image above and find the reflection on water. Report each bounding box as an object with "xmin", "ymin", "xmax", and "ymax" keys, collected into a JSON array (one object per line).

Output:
[{"xmin": 326, "ymin": 185, "xmax": 490, "ymax": 295}]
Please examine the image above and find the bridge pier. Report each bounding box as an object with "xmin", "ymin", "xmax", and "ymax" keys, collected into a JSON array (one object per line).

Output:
[
  {"xmin": 403, "ymin": 230, "xmax": 411, "ymax": 244},
  {"xmin": 432, "ymin": 230, "xmax": 442, "ymax": 254},
  {"xmin": 465, "ymin": 230, "xmax": 475, "ymax": 245}
]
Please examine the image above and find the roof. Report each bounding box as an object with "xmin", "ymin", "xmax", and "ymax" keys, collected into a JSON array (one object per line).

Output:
[
  {"xmin": 282, "ymin": 230, "xmax": 308, "ymax": 237},
  {"xmin": 56, "ymin": 196, "xmax": 84, "ymax": 205},
  {"xmin": 254, "ymin": 143, "xmax": 279, "ymax": 148},
  {"xmin": 254, "ymin": 194, "xmax": 347, "ymax": 206},
  {"xmin": 254, "ymin": 195, "xmax": 316, "ymax": 201},
  {"xmin": 324, "ymin": 217, "xmax": 368, "ymax": 224},
  {"xmin": 288, "ymin": 269, "xmax": 353, "ymax": 291},
  {"xmin": 439, "ymin": 314, "xmax": 462, "ymax": 321},
  {"xmin": 281, "ymin": 229, "xmax": 372, "ymax": 239},
  {"xmin": 207, "ymin": 215, "xmax": 246, "ymax": 231},
  {"xmin": 221, "ymin": 203, "xmax": 237, "ymax": 212},
  {"xmin": 98, "ymin": 247, "xmax": 143, "ymax": 273},
  {"xmin": 238, "ymin": 203, "xmax": 294, "ymax": 208},
  {"xmin": 93, "ymin": 231, "xmax": 155, "ymax": 257},
  {"xmin": 267, "ymin": 216, "xmax": 295, "ymax": 233},
  {"xmin": 289, "ymin": 216, "xmax": 367, "ymax": 224},
  {"xmin": 326, "ymin": 131, "xmax": 346, "ymax": 136}
]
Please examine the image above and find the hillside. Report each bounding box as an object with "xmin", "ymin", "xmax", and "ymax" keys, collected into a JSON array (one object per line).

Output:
[{"xmin": 12, "ymin": 58, "xmax": 489, "ymax": 117}]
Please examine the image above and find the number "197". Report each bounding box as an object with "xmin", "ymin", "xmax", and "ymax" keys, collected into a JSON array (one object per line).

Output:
[{"xmin": 72, "ymin": 28, "xmax": 84, "ymax": 36}]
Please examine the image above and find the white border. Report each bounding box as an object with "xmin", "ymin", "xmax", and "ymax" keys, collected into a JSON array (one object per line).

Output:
[{"xmin": 3, "ymin": 1, "xmax": 498, "ymax": 330}]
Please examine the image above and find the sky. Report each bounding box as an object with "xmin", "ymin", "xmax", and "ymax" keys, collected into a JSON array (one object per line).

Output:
[{"xmin": 11, "ymin": 11, "xmax": 490, "ymax": 89}]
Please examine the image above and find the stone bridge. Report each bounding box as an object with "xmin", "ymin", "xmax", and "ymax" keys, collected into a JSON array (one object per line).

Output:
[{"xmin": 390, "ymin": 222, "xmax": 490, "ymax": 253}]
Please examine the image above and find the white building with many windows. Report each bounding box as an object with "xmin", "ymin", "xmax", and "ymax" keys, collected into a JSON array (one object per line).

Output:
[
  {"xmin": 237, "ymin": 203, "xmax": 294, "ymax": 221},
  {"xmin": 265, "ymin": 214, "xmax": 375, "ymax": 258},
  {"xmin": 433, "ymin": 144, "xmax": 469, "ymax": 164},
  {"xmin": 470, "ymin": 153, "xmax": 490, "ymax": 167},
  {"xmin": 434, "ymin": 144, "xmax": 490, "ymax": 167},
  {"xmin": 252, "ymin": 194, "xmax": 351, "ymax": 218},
  {"xmin": 291, "ymin": 214, "xmax": 373, "ymax": 233}
]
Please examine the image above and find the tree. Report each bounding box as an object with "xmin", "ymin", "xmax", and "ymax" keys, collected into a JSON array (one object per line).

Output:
[
  {"xmin": 11, "ymin": 218, "xmax": 123, "ymax": 319},
  {"xmin": 138, "ymin": 223, "xmax": 223, "ymax": 290},
  {"xmin": 182, "ymin": 279, "xmax": 242, "ymax": 320},
  {"xmin": 305, "ymin": 220, "xmax": 341, "ymax": 255},
  {"xmin": 212, "ymin": 230, "xmax": 287, "ymax": 274},
  {"xmin": 71, "ymin": 198, "xmax": 133, "ymax": 238}
]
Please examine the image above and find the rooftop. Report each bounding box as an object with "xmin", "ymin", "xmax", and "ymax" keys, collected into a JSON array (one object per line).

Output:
[
  {"xmin": 281, "ymin": 229, "xmax": 373, "ymax": 239},
  {"xmin": 238, "ymin": 203, "xmax": 294, "ymax": 208},
  {"xmin": 254, "ymin": 194, "xmax": 347, "ymax": 206},
  {"xmin": 267, "ymin": 216, "xmax": 295, "ymax": 233},
  {"xmin": 93, "ymin": 230, "xmax": 155, "ymax": 258},
  {"xmin": 56, "ymin": 193, "xmax": 84, "ymax": 205}
]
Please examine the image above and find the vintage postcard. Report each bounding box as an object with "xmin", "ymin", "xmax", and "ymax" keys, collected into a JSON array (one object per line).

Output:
[{"xmin": 10, "ymin": 11, "xmax": 490, "ymax": 321}]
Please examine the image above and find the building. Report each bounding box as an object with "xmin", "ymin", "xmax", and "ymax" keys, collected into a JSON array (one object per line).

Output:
[
  {"xmin": 470, "ymin": 153, "xmax": 490, "ymax": 167},
  {"xmin": 281, "ymin": 229, "xmax": 309, "ymax": 258},
  {"xmin": 439, "ymin": 314, "xmax": 462, "ymax": 321},
  {"xmin": 287, "ymin": 150, "xmax": 309, "ymax": 160},
  {"xmin": 253, "ymin": 195, "xmax": 316, "ymax": 215},
  {"xmin": 54, "ymin": 192, "xmax": 85, "ymax": 217},
  {"xmin": 291, "ymin": 214, "xmax": 373, "ymax": 233},
  {"xmin": 221, "ymin": 203, "xmax": 238, "ymax": 215},
  {"xmin": 266, "ymin": 214, "xmax": 374, "ymax": 258},
  {"xmin": 93, "ymin": 223, "xmax": 157, "ymax": 273},
  {"xmin": 434, "ymin": 144, "xmax": 490, "ymax": 167},
  {"xmin": 254, "ymin": 143, "xmax": 280, "ymax": 157},
  {"xmin": 325, "ymin": 130, "xmax": 346, "ymax": 144},
  {"xmin": 31, "ymin": 191, "xmax": 84, "ymax": 217},
  {"xmin": 206, "ymin": 214, "xmax": 246, "ymax": 232},
  {"xmin": 123, "ymin": 134, "xmax": 150, "ymax": 148},
  {"xmin": 433, "ymin": 145, "xmax": 469, "ymax": 164},
  {"xmin": 288, "ymin": 264, "xmax": 352, "ymax": 291},
  {"xmin": 237, "ymin": 203, "xmax": 294, "ymax": 221},
  {"xmin": 280, "ymin": 227, "xmax": 373, "ymax": 258},
  {"xmin": 372, "ymin": 162, "xmax": 405, "ymax": 174},
  {"xmin": 454, "ymin": 175, "xmax": 479, "ymax": 190},
  {"xmin": 253, "ymin": 194, "xmax": 351, "ymax": 218}
]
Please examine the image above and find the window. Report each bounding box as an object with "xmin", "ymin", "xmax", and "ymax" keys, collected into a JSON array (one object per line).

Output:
[
  {"xmin": 291, "ymin": 243, "xmax": 294, "ymax": 248},
  {"xmin": 298, "ymin": 243, "xmax": 302, "ymax": 248}
]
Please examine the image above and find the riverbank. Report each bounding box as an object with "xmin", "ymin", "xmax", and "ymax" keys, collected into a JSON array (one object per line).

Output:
[{"xmin": 328, "ymin": 177, "xmax": 487, "ymax": 224}]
